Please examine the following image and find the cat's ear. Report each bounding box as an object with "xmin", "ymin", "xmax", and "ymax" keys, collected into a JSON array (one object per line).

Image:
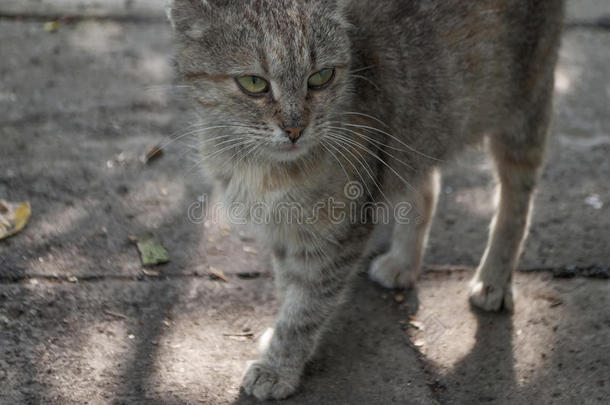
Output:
[
  {"xmin": 333, "ymin": 0, "xmax": 349, "ymax": 14},
  {"xmin": 318, "ymin": 0, "xmax": 351, "ymax": 28},
  {"xmin": 167, "ymin": 0, "xmax": 213, "ymax": 40}
]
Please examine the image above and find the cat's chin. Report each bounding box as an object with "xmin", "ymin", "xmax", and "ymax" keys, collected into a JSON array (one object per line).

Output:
[{"xmin": 263, "ymin": 144, "xmax": 313, "ymax": 163}]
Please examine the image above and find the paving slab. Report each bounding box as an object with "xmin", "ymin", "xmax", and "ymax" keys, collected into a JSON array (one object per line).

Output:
[
  {"xmin": 0, "ymin": 0, "xmax": 167, "ymax": 19},
  {"xmin": 1, "ymin": 271, "xmax": 607, "ymax": 404},
  {"xmin": 0, "ymin": 12, "xmax": 609, "ymax": 405},
  {"xmin": 0, "ymin": 275, "xmax": 437, "ymax": 404},
  {"xmin": 0, "ymin": 19, "xmax": 608, "ymax": 281}
]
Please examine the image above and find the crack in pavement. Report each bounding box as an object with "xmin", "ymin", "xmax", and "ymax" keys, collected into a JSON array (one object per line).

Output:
[{"xmin": 1, "ymin": 264, "xmax": 606, "ymax": 285}]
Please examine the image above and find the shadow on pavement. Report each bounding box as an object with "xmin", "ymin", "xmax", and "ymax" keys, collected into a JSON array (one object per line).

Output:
[
  {"xmin": 232, "ymin": 275, "xmax": 432, "ymax": 405},
  {"xmin": 440, "ymin": 309, "xmax": 516, "ymax": 404}
]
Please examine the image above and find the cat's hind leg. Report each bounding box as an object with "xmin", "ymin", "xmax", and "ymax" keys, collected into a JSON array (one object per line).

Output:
[
  {"xmin": 469, "ymin": 112, "xmax": 550, "ymax": 311},
  {"xmin": 368, "ymin": 168, "xmax": 440, "ymax": 289}
]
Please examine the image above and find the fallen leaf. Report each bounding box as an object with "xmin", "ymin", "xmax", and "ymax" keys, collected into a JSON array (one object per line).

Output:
[
  {"xmin": 394, "ymin": 294, "xmax": 405, "ymax": 303},
  {"xmin": 409, "ymin": 321, "xmax": 425, "ymax": 330},
  {"xmin": 143, "ymin": 144, "xmax": 163, "ymax": 164},
  {"xmin": 135, "ymin": 234, "xmax": 170, "ymax": 266},
  {"xmin": 43, "ymin": 21, "xmax": 59, "ymax": 33},
  {"xmin": 209, "ymin": 267, "xmax": 228, "ymax": 282},
  {"xmin": 142, "ymin": 268, "xmax": 161, "ymax": 277},
  {"xmin": 103, "ymin": 310, "xmax": 127, "ymax": 320},
  {"xmin": 535, "ymin": 290, "xmax": 563, "ymax": 308},
  {"xmin": 243, "ymin": 246, "xmax": 259, "ymax": 254},
  {"xmin": 0, "ymin": 200, "xmax": 31, "ymax": 240}
]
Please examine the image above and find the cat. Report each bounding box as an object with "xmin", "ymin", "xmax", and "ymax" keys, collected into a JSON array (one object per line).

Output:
[{"xmin": 168, "ymin": 0, "xmax": 564, "ymax": 400}]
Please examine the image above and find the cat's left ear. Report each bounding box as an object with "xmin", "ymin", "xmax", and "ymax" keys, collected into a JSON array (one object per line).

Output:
[
  {"xmin": 167, "ymin": 0, "xmax": 213, "ymax": 40},
  {"xmin": 319, "ymin": 0, "xmax": 351, "ymax": 28}
]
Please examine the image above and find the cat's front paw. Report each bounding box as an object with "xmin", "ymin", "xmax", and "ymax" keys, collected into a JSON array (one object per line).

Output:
[
  {"xmin": 368, "ymin": 253, "xmax": 416, "ymax": 289},
  {"xmin": 469, "ymin": 276, "xmax": 514, "ymax": 312},
  {"xmin": 242, "ymin": 361, "xmax": 300, "ymax": 400}
]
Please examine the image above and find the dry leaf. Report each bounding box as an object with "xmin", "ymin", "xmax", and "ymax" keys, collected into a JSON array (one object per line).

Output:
[
  {"xmin": 535, "ymin": 290, "xmax": 563, "ymax": 308},
  {"xmin": 409, "ymin": 321, "xmax": 425, "ymax": 330},
  {"xmin": 209, "ymin": 267, "xmax": 228, "ymax": 282},
  {"xmin": 43, "ymin": 21, "xmax": 59, "ymax": 33},
  {"xmin": 0, "ymin": 200, "xmax": 31, "ymax": 240},
  {"xmin": 143, "ymin": 144, "xmax": 164, "ymax": 164},
  {"xmin": 243, "ymin": 246, "xmax": 259, "ymax": 254},
  {"xmin": 142, "ymin": 268, "xmax": 161, "ymax": 277},
  {"xmin": 135, "ymin": 233, "xmax": 170, "ymax": 266}
]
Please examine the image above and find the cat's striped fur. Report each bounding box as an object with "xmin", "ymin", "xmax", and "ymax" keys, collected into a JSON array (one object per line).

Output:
[{"xmin": 169, "ymin": 0, "xmax": 564, "ymax": 399}]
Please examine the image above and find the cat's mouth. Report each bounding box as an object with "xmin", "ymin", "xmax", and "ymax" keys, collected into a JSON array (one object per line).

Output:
[
  {"xmin": 265, "ymin": 140, "xmax": 312, "ymax": 162},
  {"xmin": 281, "ymin": 144, "xmax": 298, "ymax": 152}
]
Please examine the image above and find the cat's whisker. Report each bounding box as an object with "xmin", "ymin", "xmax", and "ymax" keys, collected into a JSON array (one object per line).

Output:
[
  {"xmin": 160, "ymin": 124, "xmax": 254, "ymax": 150},
  {"xmin": 349, "ymin": 74, "xmax": 379, "ymax": 90},
  {"xmin": 176, "ymin": 132, "xmax": 259, "ymax": 161},
  {"xmin": 326, "ymin": 124, "xmax": 413, "ymax": 154},
  {"xmin": 324, "ymin": 135, "xmax": 391, "ymax": 203},
  {"xmin": 195, "ymin": 133, "xmax": 268, "ymax": 147},
  {"xmin": 231, "ymin": 141, "xmax": 261, "ymax": 165},
  {"xmin": 241, "ymin": 144, "xmax": 262, "ymax": 164},
  {"xmin": 348, "ymin": 65, "xmax": 377, "ymax": 74},
  {"xmin": 331, "ymin": 111, "xmax": 392, "ymax": 129},
  {"xmin": 329, "ymin": 140, "xmax": 389, "ymax": 203},
  {"xmin": 319, "ymin": 141, "xmax": 351, "ymax": 184},
  {"xmin": 322, "ymin": 137, "xmax": 375, "ymax": 200},
  {"xmin": 186, "ymin": 140, "xmax": 252, "ymax": 175},
  {"xmin": 332, "ymin": 120, "xmax": 442, "ymax": 162},
  {"xmin": 168, "ymin": 123, "xmax": 248, "ymax": 142},
  {"xmin": 328, "ymin": 134, "xmax": 416, "ymax": 192},
  {"xmin": 327, "ymin": 128, "xmax": 416, "ymax": 172}
]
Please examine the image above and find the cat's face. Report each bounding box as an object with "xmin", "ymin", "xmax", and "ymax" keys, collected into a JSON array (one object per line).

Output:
[{"xmin": 171, "ymin": 0, "xmax": 352, "ymax": 163}]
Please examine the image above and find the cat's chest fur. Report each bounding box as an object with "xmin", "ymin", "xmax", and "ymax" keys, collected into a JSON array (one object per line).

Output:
[{"xmin": 219, "ymin": 156, "xmax": 356, "ymax": 252}]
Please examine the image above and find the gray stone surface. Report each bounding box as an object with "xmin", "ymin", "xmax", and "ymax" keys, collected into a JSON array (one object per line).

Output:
[
  {"xmin": 566, "ymin": 0, "xmax": 610, "ymax": 22},
  {"xmin": 0, "ymin": 0, "xmax": 167, "ymax": 19},
  {"xmin": 0, "ymin": 12, "xmax": 609, "ymax": 405}
]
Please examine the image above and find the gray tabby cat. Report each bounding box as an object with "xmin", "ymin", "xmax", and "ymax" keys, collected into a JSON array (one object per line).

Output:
[{"xmin": 169, "ymin": 0, "xmax": 564, "ymax": 400}]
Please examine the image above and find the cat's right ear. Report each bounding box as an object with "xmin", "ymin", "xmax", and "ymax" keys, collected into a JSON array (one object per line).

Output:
[{"xmin": 167, "ymin": 0, "xmax": 212, "ymax": 41}]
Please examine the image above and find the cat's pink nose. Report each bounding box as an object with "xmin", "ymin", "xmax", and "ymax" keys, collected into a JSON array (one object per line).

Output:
[{"xmin": 282, "ymin": 126, "xmax": 305, "ymax": 143}]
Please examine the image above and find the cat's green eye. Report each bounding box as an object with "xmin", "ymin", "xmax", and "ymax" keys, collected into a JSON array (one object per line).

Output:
[
  {"xmin": 308, "ymin": 68, "xmax": 335, "ymax": 89},
  {"xmin": 236, "ymin": 75, "xmax": 269, "ymax": 95}
]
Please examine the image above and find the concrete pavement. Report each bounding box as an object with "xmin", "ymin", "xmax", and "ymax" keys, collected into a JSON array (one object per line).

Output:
[{"xmin": 0, "ymin": 2, "xmax": 608, "ymax": 404}]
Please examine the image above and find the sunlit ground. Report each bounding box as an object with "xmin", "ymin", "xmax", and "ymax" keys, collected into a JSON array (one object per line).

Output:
[{"xmin": 0, "ymin": 7, "xmax": 608, "ymax": 405}]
